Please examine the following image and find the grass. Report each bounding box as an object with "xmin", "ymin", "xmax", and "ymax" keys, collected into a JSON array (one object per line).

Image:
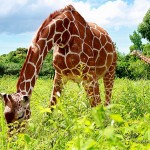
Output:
[{"xmin": 0, "ymin": 76, "xmax": 150, "ymax": 150}]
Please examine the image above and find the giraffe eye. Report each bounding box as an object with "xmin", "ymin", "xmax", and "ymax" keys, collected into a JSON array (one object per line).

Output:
[
  {"xmin": 23, "ymin": 96, "xmax": 29, "ymax": 101},
  {"xmin": 18, "ymin": 112, "xmax": 25, "ymax": 120},
  {"xmin": 22, "ymin": 96, "xmax": 30, "ymax": 105}
]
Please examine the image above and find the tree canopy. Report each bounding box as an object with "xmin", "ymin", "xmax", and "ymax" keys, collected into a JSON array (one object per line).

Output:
[
  {"xmin": 129, "ymin": 31, "xmax": 143, "ymax": 52},
  {"xmin": 0, "ymin": 48, "xmax": 55, "ymax": 78},
  {"xmin": 138, "ymin": 9, "xmax": 150, "ymax": 42}
]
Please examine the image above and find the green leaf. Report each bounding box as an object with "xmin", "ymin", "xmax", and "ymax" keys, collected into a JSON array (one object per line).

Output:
[
  {"xmin": 39, "ymin": 106, "xmax": 52, "ymax": 113},
  {"xmin": 103, "ymin": 126, "xmax": 114, "ymax": 139},
  {"xmin": 110, "ymin": 114, "xmax": 124, "ymax": 122},
  {"xmin": 24, "ymin": 134, "xmax": 31, "ymax": 144},
  {"xmin": 81, "ymin": 139, "xmax": 96, "ymax": 150}
]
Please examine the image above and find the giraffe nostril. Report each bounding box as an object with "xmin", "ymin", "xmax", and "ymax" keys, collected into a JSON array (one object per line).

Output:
[
  {"xmin": 18, "ymin": 112, "xmax": 25, "ymax": 120},
  {"xmin": 5, "ymin": 112, "xmax": 15, "ymax": 124}
]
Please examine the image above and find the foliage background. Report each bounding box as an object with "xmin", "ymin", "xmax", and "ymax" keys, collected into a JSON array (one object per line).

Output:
[
  {"xmin": 0, "ymin": 47, "xmax": 149, "ymax": 80},
  {"xmin": 0, "ymin": 48, "xmax": 55, "ymax": 78}
]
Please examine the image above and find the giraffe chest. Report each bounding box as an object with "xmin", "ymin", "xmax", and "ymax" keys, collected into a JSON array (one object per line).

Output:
[{"xmin": 53, "ymin": 45, "xmax": 80, "ymax": 69}]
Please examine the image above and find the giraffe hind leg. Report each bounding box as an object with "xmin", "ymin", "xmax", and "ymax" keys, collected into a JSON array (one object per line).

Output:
[
  {"xmin": 82, "ymin": 73, "xmax": 101, "ymax": 107},
  {"xmin": 103, "ymin": 62, "xmax": 116, "ymax": 106}
]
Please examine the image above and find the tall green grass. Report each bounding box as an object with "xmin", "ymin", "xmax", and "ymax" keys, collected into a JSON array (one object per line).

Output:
[{"xmin": 0, "ymin": 76, "xmax": 150, "ymax": 149}]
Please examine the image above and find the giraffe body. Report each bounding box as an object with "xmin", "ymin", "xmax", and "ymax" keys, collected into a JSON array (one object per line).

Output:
[{"xmin": 0, "ymin": 5, "xmax": 117, "ymax": 124}]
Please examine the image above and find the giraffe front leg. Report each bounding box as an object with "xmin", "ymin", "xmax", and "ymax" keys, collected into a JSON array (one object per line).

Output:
[
  {"xmin": 103, "ymin": 63, "xmax": 116, "ymax": 106},
  {"xmin": 82, "ymin": 75, "xmax": 101, "ymax": 107},
  {"xmin": 50, "ymin": 72, "xmax": 63, "ymax": 107}
]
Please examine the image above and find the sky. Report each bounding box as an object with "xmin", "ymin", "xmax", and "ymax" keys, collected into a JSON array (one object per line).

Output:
[{"xmin": 0, "ymin": 0, "xmax": 149, "ymax": 55}]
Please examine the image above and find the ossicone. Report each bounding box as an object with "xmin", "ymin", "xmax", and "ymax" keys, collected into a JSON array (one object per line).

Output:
[{"xmin": 0, "ymin": 93, "xmax": 7, "ymax": 99}]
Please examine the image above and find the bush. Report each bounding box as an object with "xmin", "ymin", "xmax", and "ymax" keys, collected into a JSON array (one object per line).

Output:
[
  {"xmin": 0, "ymin": 48, "xmax": 149, "ymax": 80},
  {"xmin": 0, "ymin": 62, "xmax": 5, "ymax": 76},
  {"xmin": 4, "ymin": 63, "xmax": 21, "ymax": 76}
]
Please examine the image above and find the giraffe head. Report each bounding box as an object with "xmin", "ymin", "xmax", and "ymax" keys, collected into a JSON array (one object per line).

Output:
[
  {"xmin": 0, "ymin": 93, "xmax": 31, "ymax": 124},
  {"xmin": 130, "ymin": 50, "xmax": 141, "ymax": 56},
  {"xmin": 130, "ymin": 50, "xmax": 137, "ymax": 55}
]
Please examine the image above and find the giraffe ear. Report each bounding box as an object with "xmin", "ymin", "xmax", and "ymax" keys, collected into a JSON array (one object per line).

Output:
[
  {"xmin": 0, "ymin": 93, "xmax": 8, "ymax": 104},
  {"xmin": 0, "ymin": 93, "xmax": 6, "ymax": 100}
]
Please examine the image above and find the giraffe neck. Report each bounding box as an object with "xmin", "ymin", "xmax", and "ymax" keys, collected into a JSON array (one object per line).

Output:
[
  {"xmin": 16, "ymin": 42, "xmax": 52, "ymax": 96},
  {"xmin": 16, "ymin": 7, "xmax": 72, "ymax": 95},
  {"xmin": 137, "ymin": 53, "xmax": 150, "ymax": 64}
]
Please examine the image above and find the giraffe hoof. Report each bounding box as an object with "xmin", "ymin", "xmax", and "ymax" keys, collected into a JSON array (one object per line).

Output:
[{"xmin": 104, "ymin": 101, "xmax": 110, "ymax": 106}]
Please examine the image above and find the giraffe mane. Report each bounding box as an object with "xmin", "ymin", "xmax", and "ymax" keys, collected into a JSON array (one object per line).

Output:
[
  {"xmin": 50, "ymin": 5, "xmax": 75, "ymax": 19},
  {"xmin": 34, "ymin": 5, "xmax": 75, "ymax": 43}
]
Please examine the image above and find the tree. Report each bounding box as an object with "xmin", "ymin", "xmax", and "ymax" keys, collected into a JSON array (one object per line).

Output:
[
  {"xmin": 0, "ymin": 47, "xmax": 55, "ymax": 78},
  {"xmin": 138, "ymin": 9, "xmax": 150, "ymax": 42},
  {"xmin": 129, "ymin": 31, "xmax": 143, "ymax": 52},
  {"xmin": 143, "ymin": 44, "xmax": 150, "ymax": 56}
]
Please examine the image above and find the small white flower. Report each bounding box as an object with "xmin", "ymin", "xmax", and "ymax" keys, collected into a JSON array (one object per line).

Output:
[
  {"xmin": 111, "ymin": 120, "xmax": 115, "ymax": 126},
  {"xmin": 56, "ymin": 91, "xmax": 60, "ymax": 97}
]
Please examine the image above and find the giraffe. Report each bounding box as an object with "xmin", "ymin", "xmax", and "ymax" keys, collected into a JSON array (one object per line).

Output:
[
  {"xmin": 0, "ymin": 5, "xmax": 117, "ymax": 125},
  {"xmin": 130, "ymin": 50, "xmax": 150, "ymax": 64}
]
